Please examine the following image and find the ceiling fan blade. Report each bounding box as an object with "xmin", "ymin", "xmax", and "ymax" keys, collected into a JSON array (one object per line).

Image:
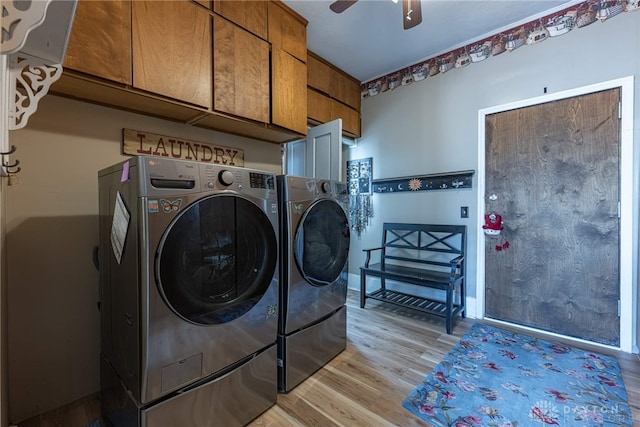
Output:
[
  {"xmin": 330, "ymin": 0, "xmax": 358, "ymax": 13},
  {"xmin": 403, "ymin": 0, "xmax": 422, "ymax": 30}
]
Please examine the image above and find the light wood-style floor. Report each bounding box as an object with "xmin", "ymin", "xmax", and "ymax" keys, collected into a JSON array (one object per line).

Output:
[{"xmin": 17, "ymin": 290, "xmax": 640, "ymax": 427}]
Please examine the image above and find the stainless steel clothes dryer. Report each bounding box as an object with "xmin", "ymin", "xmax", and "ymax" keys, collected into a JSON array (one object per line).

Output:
[
  {"xmin": 97, "ymin": 156, "xmax": 279, "ymax": 427},
  {"xmin": 277, "ymin": 175, "xmax": 350, "ymax": 392}
]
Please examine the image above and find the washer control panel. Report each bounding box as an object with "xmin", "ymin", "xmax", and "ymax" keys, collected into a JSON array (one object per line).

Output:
[{"xmin": 249, "ymin": 172, "xmax": 275, "ymax": 190}]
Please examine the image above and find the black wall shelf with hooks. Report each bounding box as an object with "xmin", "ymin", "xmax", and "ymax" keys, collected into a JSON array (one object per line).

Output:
[{"xmin": 372, "ymin": 170, "xmax": 474, "ymax": 194}]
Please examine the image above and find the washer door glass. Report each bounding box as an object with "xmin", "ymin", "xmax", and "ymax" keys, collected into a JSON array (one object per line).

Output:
[
  {"xmin": 294, "ymin": 199, "xmax": 350, "ymax": 287},
  {"xmin": 157, "ymin": 195, "xmax": 277, "ymax": 325}
]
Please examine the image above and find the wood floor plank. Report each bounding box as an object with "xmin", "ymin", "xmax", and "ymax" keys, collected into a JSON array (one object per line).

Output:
[{"xmin": 15, "ymin": 290, "xmax": 640, "ymax": 426}]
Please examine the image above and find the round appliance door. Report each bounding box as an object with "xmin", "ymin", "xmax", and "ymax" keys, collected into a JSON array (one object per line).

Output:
[
  {"xmin": 156, "ymin": 194, "xmax": 277, "ymax": 325},
  {"xmin": 294, "ymin": 199, "xmax": 350, "ymax": 287}
]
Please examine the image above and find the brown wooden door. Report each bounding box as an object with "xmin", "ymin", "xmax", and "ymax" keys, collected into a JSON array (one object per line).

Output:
[{"xmin": 485, "ymin": 88, "xmax": 620, "ymax": 346}]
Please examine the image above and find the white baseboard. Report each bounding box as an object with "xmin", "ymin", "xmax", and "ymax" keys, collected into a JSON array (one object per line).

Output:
[{"xmin": 465, "ymin": 297, "xmax": 477, "ymax": 319}]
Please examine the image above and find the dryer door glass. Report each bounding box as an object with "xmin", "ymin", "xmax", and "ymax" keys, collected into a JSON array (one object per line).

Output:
[
  {"xmin": 294, "ymin": 199, "xmax": 350, "ymax": 287},
  {"xmin": 157, "ymin": 195, "xmax": 277, "ymax": 325}
]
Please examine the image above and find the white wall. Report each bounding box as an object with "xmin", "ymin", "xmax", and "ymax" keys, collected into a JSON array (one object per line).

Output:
[
  {"xmin": 6, "ymin": 95, "xmax": 281, "ymax": 422},
  {"xmin": 347, "ymin": 12, "xmax": 640, "ymax": 346}
]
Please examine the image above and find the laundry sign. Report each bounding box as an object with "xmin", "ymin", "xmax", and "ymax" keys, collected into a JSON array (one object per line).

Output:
[{"xmin": 123, "ymin": 129, "xmax": 244, "ymax": 167}]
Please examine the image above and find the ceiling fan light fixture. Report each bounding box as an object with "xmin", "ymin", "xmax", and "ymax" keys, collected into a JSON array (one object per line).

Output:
[
  {"xmin": 402, "ymin": 0, "xmax": 422, "ymax": 29},
  {"xmin": 330, "ymin": 0, "xmax": 423, "ymax": 30}
]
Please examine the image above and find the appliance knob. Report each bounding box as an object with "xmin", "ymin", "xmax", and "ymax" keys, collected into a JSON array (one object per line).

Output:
[
  {"xmin": 321, "ymin": 182, "xmax": 331, "ymax": 193},
  {"xmin": 218, "ymin": 170, "xmax": 234, "ymax": 186}
]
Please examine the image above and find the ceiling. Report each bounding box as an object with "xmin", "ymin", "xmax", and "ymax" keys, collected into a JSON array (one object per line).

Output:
[{"xmin": 281, "ymin": 0, "xmax": 582, "ymax": 83}]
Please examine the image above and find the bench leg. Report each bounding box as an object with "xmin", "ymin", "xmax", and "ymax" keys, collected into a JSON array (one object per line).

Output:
[
  {"xmin": 460, "ymin": 279, "xmax": 466, "ymax": 318},
  {"xmin": 445, "ymin": 286, "xmax": 453, "ymax": 334},
  {"xmin": 360, "ymin": 272, "xmax": 366, "ymax": 308}
]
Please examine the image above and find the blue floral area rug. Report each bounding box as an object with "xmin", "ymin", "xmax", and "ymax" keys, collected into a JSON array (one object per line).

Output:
[{"xmin": 403, "ymin": 323, "xmax": 633, "ymax": 426}]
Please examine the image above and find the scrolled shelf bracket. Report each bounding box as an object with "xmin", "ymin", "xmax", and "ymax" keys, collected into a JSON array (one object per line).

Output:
[
  {"xmin": 8, "ymin": 53, "xmax": 63, "ymax": 130},
  {"xmin": 2, "ymin": 0, "xmax": 65, "ymax": 130}
]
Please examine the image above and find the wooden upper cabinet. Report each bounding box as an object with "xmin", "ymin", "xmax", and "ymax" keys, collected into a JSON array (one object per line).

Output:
[
  {"xmin": 213, "ymin": 1, "xmax": 267, "ymax": 39},
  {"xmin": 64, "ymin": 0, "xmax": 132, "ymax": 85},
  {"xmin": 307, "ymin": 54, "xmax": 332, "ymax": 95},
  {"xmin": 213, "ymin": 15, "xmax": 270, "ymax": 123},
  {"xmin": 308, "ymin": 52, "xmax": 360, "ymax": 111},
  {"xmin": 272, "ymin": 49, "xmax": 307, "ymax": 135},
  {"xmin": 307, "ymin": 89, "xmax": 332, "ymax": 124},
  {"xmin": 332, "ymin": 99, "xmax": 361, "ymax": 137},
  {"xmin": 132, "ymin": 1, "xmax": 212, "ymax": 108},
  {"xmin": 308, "ymin": 89, "xmax": 360, "ymax": 138},
  {"xmin": 268, "ymin": 1, "xmax": 307, "ymax": 63},
  {"xmin": 333, "ymin": 72, "xmax": 361, "ymax": 111},
  {"xmin": 307, "ymin": 52, "xmax": 361, "ymax": 137}
]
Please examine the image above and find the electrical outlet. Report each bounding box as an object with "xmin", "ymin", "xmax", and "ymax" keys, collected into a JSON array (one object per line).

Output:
[{"xmin": 460, "ymin": 206, "xmax": 469, "ymax": 218}]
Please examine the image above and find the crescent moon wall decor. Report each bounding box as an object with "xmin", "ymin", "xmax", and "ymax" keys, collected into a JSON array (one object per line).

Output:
[{"xmin": 372, "ymin": 170, "xmax": 474, "ymax": 194}]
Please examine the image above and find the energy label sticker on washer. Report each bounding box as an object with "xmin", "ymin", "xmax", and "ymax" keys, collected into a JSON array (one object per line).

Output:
[{"xmin": 111, "ymin": 191, "xmax": 130, "ymax": 264}]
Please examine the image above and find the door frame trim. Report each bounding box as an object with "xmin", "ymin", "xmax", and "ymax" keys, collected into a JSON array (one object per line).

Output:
[{"xmin": 476, "ymin": 76, "xmax": 635, "ymax": 353}]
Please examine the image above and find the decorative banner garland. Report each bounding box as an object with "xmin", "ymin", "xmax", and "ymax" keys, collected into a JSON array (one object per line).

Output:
[
  {"xmin": 361, "ymin": 0, "xmax": 635, "ymax": 98},
  {"xmin": 372, "ymin": 170, "xmax": 474, "ymax": 194}
]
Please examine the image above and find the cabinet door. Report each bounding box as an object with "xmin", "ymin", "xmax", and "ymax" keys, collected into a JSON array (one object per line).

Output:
[
  {"xmin": 133, "ymin": 1, "xmax": 212, "ymax": 108},
  {"xmin": 268, "ymin": 1, "xmax": 307, "ymax": 63},
  {"xmin": 332, "ymin": 73, "xmax": 361, "ymax": 111},
  {"xmin": 213, "ymin": 1, "xmax": 267, "ymax": 39},
  {"xmin": 213, "ymin": 15, "xmax": 269, "ymax": 123},
  {"xmin": 332, "ymin": 101, "xmax": 361, "ymax": 137},
  {"xmin": 272, "ymin": 49, "xmax": 307, "ymax": 135},
  {"xmin": 307, "ymin": 51, "xmax": 361, "ymax": 113},
  {"xmin": 307, "ymin": 54, "xmax": 332, "ymax": 95},
  {"xmin": 64, "ymin": 0, "xmax": 132, "ymax": 85},
  {"xmin": 307, "ymin": 89, "xmax": 332, "ymax": 123},
  {"xmin": 308, "ymin": 89, "xmax": 361, "ymax": 138}
]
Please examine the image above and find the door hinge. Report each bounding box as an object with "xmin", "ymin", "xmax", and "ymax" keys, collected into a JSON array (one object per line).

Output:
[
  {"xmin": 618, "ymin": 201, "xmax": 621, "ymax": 218},
  {"xmin": 618, "ymin": 299, "xmax": 621, "ymax": 317},
  {"xmin": 618, "ymin": 101, "xmax": 622, "ymax": 120}
]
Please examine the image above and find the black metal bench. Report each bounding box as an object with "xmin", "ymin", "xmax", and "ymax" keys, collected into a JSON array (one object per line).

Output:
[{"xmin": 360, "ymin": 223, "xmax": 466, "ymax": 334}]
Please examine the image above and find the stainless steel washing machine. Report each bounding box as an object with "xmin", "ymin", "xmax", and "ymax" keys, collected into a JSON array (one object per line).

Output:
[
  {"xmin": 277, "ymin": 175, "xmax": 350, "ymax": 392},
  {"xmin": 98, "ymin": 156, "xmax": 279, "ymax": 426}
]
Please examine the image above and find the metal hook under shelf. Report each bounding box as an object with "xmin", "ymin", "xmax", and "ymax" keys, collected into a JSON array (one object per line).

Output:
[
  {"xmin": 3, "ymin": 159, "xmax": 19, "ymax": 169},
  {"xmin": 2, "ymin": 158, "xmax": 21, "ymax": 175},
  {"xmin": 5, "ymin": 166, "xmax": 22, "ymax": 175},
  {"xmin": 0, "ymin": 145, "xmax": 17, "ymax": 156},
  {"xmin": 0, "ymin": 146, "xmax": 21, "ymax": 176}
]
